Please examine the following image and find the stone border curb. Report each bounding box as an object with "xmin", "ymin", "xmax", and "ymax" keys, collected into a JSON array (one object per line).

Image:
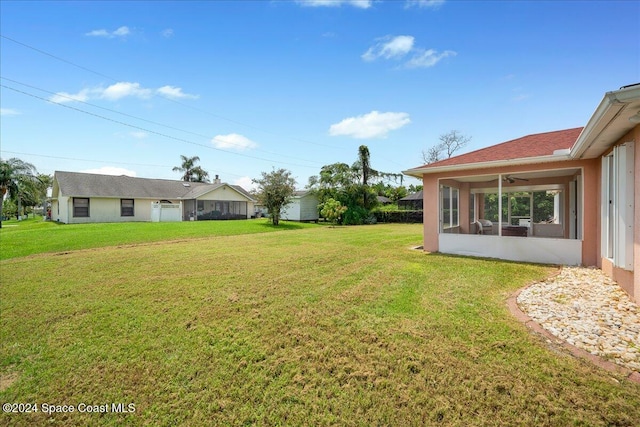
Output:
[{"xmin": 507, "ymin": 279, "xmax": 640, "ymax": 385}]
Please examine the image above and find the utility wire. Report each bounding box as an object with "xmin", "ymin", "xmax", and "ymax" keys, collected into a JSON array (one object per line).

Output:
[
  {"xmin": 0, "ymin": 150, "xmax": 247, "ymax": 179},
  {"xmin": 1, "ymin": 33, "xmax": 347, "ymax": 151},
  {"xmin": 1, "ymin": 76, "xmax": 325, "ymax": 166},
  {"xmin": 1, "ymin": 83, "xmax": 319, "ymax": 170}
]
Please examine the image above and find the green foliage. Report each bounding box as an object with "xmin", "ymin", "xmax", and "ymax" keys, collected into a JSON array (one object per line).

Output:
[
  {"xmin": 253, "ymin": 168, "xmax": 296, "ymax": 226},
  {"xmin": 0, "ymin": 158, "xmax": 42, "ymax": 227},
  {"xmin": 308, "ymin": 146, "xmax": 405, "ymax": 225},
  {"xmin": 172, "ymin": 155, "xmax": 209, "ymax": 182},
  {"xmin": 372, "ymin": 209, "xmax": 423, "ymax": 223},
  {"xmin": 319, "ymin": 198, "xmax": 347, "ymax": 224}
]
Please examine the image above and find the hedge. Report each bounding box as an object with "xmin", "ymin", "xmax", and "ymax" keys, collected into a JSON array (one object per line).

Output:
[{"xmin": 372, "ymin": 210, "xmax": 423, "ymax": 223}]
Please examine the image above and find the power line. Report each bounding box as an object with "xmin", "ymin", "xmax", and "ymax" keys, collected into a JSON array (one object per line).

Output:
[
  {"xmin": 1, "ymin": 83, "xmax": 320, "ymax": 170},
  {"xmin": 0, "ymin": 150, "xmax": 246, "ymax": 179},
  {"xmin": 1, "ymin": 76, "xmax": 326, "ymax": 166},
  {"xmin": 0, "ymin": 33, "xmax": 348, "ymax": 151}
]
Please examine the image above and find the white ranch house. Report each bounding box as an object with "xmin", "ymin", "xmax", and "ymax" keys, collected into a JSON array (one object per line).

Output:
[{"xmin": 51, "ymin": 171, "xmax": 256, "ymax": 223}]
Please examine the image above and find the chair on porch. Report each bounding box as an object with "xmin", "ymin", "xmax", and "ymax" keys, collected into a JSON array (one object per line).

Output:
[{"xmin": 475, "ymin": 219, "xmax": 493, "ymax": 235}]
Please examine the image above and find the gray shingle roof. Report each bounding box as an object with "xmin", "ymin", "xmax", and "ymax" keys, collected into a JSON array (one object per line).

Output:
[
  {"xmin": 53, "ymin": 171, "xmax": 255, "ymax": 201},
  {"xmin": 399, "ymin": 191, "xmax": 423, "ymax": 201}
]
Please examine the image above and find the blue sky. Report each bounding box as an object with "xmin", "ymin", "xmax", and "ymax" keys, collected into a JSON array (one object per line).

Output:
[{"xmin": 1, "ymin": 0, "xmax": 638, "ymax": 190}]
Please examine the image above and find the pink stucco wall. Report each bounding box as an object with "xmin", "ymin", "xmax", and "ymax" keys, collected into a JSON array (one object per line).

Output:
[{"xmin": 601, "ymin": 126, "xmax": 639, "ymax": 302}]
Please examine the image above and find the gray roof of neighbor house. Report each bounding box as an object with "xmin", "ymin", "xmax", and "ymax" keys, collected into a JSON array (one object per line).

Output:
[
  {"xmin": 52, "ymin": 171, "xmax": 255, "ymax": 201},
  {"xmin": 292, "ymin": 190, "xmax": 315, "ymax": 198},
  {"xmin": 399, "ymin": 191, "xmax": 423, "ymax": 201}
]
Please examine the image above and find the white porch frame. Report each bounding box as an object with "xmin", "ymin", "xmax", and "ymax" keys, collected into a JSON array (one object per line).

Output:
[{"xmin": 437, "ymin": 168, "xmax": 584, "ymax": 265}]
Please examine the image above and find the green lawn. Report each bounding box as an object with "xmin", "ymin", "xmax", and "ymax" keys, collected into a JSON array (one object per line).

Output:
[
  {"xmin": 0, "ymin": 216, "xmax": 320, "ymax": 260},
  {"xmin": 1, "ymin": 222, "xmax": 639, "ymax": 426}
]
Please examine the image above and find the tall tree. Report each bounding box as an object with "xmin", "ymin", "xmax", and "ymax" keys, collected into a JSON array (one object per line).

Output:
[
  {"xmin": 0, "ymin": 158, "xmax": 39, "ymax": 228},
  {"xmin": 357, "ymin": 145, "xmax": 372, "ymax": 209},
  {"xmin": 252, "ymin": 168, "xmax": 296, "ymax": 226},
  {"xmin": 422, "ymin": 130, "xmax": 471, "ymax": 164},
  {"xmin": 172, "ymin": 155, "xmax": 210, "ymax": 182}
]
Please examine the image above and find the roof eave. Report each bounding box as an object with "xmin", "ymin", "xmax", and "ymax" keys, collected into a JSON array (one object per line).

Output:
[
  {"xmin": 570, "ymin": 85, "xmax": 640, "ymax": 159},
  {"xmin": 402, "ymin": 153, "xmax": 572, "ymax": 178}
]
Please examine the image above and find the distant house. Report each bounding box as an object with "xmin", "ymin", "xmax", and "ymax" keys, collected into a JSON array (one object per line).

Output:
[
  {"xmin": 281, "ymin": 190, "xmax": 319, "ymax": 222},
  {"xmin": 51, "ymin": 171, "xmax": 256, "ymax": 223},
  {"xmin": 398, "ymin": 191, "xmax": 423, "ymax": 210},
  {"xmin": 376, "ymin": 195, "xmax": 392, "ymax": 205},
  {"xmin": 403, "ymin": 84, "xmax": 640, "ymax": 303}
]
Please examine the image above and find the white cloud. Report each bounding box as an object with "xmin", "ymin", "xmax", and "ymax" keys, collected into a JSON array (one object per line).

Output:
[
  {"xmin": 48, "ymin": 88, "xmax": 92, "ymax": 104},
  {"xmin": 404, "ymin": 49, "xmax": 456, "ymax": 68},
  {"xmin": 49, "ymin": 82, "xmax": 199, "ymax": 104},
  {"xmin": 362, "ymin": 34, "xmax": 455, "ymax": 69},
  {"xmin": 329, "ymin": 111, "xmax": 411, "ymax": 139},
  {"xmin": 157, "ymin": 85, "xmax": 199, "ymax": 99},
  {"xmin": 161, "ymin": 28, "xmax": 174, "ymax": 38},
  {"xmin": 405, "ymin": 0, "xmax": 445, "ymax": 8},
  {"xmin": 101, "ymin": 82, "xmax": 153, "ymax": 101},
  {"xmin": 212, "ymin": 133, "xmax": 258, "ymax": 151},
  {"xmin": 297, "ymin": 0, "xmax": 372, "ymax": 8},
  {"xmin": 86, "ymin": 26, "xmax": 130, "ymax": 38},
  {"xmin": 234, "ymin": 176, "xmax": 259, "ymax": 192},
  {"xmin": 80, "ymin": 166, "xmax": 137, "ymax": 177},
  {"xmin": 129, "ymin": 131, "xmax": 149, "ymax": 139},
  {"xmin": 362, "ymin": 35, "xmax": 415, "ymax": 62},
  {"xmin": 0, "ymin": 108, "xmax": 21, "ymax": 116}
]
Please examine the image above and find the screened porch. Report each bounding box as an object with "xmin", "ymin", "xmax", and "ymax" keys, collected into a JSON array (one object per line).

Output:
[{"xmin": 437, "ymin": 168, "xmax": 583, "ymax": 265}]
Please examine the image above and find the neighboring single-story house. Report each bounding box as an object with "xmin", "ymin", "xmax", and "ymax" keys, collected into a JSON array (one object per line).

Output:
[
  {"xmin": 281, "ymin": 190, "xmax": 319, "ymax": 222},
  {"xmin": 398, "ymin": 191, "xmax": 424, "ymax": 210},
  {"xmin": 403, "ymin": 84, "xmax": 640, "ymax": 303},
  {"xmin": 51, "ymin": 171, "xmax": 256, "ymax": 223},
  {"xmin": 377, "ymin": 195, "xmax": 392, "ymax": 205}
]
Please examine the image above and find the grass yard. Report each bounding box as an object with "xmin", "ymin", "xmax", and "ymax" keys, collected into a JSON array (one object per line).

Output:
[
  {"xmin": 0, "ymin": 216, "xmax": 319, "ymax": 260},
  {"xmin": 1, "ymin": 222, "xmax": 639, "ymax": 426}
]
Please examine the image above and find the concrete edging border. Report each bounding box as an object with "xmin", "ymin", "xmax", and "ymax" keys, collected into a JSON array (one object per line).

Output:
[{"xmin": 507, "ymin": 274, "xmax": 640, "ymax": 385}]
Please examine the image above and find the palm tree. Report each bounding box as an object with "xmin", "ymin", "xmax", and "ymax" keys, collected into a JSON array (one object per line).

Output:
[
  {"xmin": 172, "ymin": 155, "xmax": 210, "ymax": 182},
  {"xmin": 0, "ymin": 158, "xmax": 39, "ymax": 228}
]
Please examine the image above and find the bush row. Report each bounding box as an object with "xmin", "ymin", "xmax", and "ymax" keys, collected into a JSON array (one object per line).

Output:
[{"xmin": 372, "ymin": 210, "xmax": 423, "ymax": 224}]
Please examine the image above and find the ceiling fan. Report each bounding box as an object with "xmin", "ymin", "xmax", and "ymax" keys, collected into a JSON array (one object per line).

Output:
[{"xmin": 503, "ymin": 175, "xmax": 529, "ymax": 184}]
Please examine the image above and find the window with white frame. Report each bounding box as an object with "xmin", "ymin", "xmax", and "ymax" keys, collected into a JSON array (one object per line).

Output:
[
  {"xmin": 440, "ymin": 185, "xmax": 459, "ymax": 231},
  {"xmin": 121, "ymin": 199, "xmax": 134, "ymax": 217},
  {"xmin": 73, "ymin": 198, "xmax": 89, "ymax": 217},
  {"xmin": 601, "ymin": 142, "xmax": 634, "ymax": 270}
]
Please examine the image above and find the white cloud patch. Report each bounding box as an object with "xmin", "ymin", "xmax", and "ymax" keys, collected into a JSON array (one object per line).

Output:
[
  {"xmin": 405, "ymin": 0, "xmax": 445, "ymax": 8},
  {"xmin": 49, "ymin": 82, "xmax": 198, "ymax": 104},
  {"xmin": 86, "ymin": 26, "xmax": 131, "ymax": 39},
  {"xmin": 80, "ymin": 166, "xmax": 137, "ymax": 177},
  {"xmin": 362, "ymin": 34, "xmax": 455, "ymax": 69},
  {"xmin": 48, "ymin": 88, "xmax": 93, "ymax": 104},
  {"xmin": 234, "ymin": 176, "xmax": 259, "ymax": 192},
  {"xmin": 329, "ymin": 111, "xmax": 411, "ymax": 139},
  {"xmin": 101, "ymin": 82, "xmax": 152, "ymax": 101},
  {"xmin": 157, "ymin": 85, "xmax": 199, "ymax": 99},
  {"xmin": 130, "ymin": 131, "xmax": 149, "ymax": 139},
  {"xmin": 161, "ymin": 28, "xmax": 174, "ymax": 38},
  {"xmin": 404, "ymin": 49, "xmax": 456, "ymax": 68},
  {"xmin": 297, "ymin": 0, "xmax": 372, "ymax": 8},
  {"xmin": 212, "ymin": 133, "xmax": 258, "ymax": 151},
  {"xmin": 362, "ymin": 35, "xmax": 415, "ymax": 61},
  {"xmin": 0, "ymin": 108, "xmax": 21, "ymax": 116}
]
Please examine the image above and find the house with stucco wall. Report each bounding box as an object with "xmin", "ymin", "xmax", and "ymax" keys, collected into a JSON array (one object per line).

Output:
[
  {"xmin": 51, "ymin": 171, "xmax": 256, "ymax": 223},
  {"xmin": 403, "ymin": 84, "xmax": 640, "ymax": 303}
]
